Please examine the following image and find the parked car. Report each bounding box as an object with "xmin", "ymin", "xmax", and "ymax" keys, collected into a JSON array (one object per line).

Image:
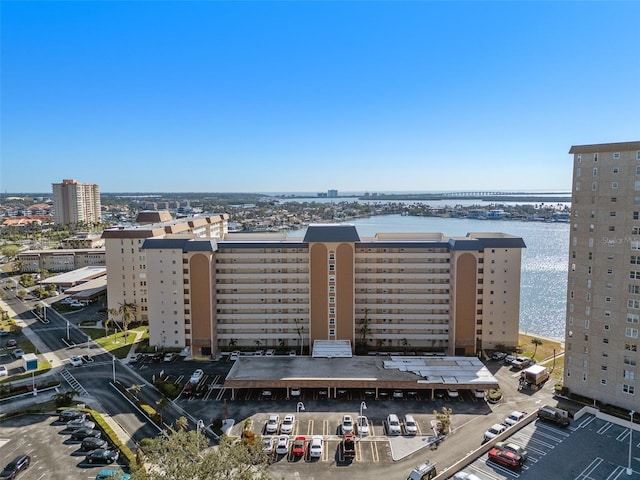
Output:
[
  {"xmin": 538, "ymin": 405, "xmax": 570, "ymax": 427},
  {"xmin": 189, "ymin": 369, "xmax": 204, "ymax": 384},
  {"xmin": 491, "ymin": 351, "xmax": 507, "ymax": 361},
  {"xmin": 59, "ymin": 409, "xmax": 85, "ymax": 422},
  {"xmin": 275, "ymin": 435, "xmax": 289, "ymax": 455},
  {"xmin": 487, "ymin": 447, "xmax": 524, "ymax": 470},
  {"xmin": 67, "ymin": 418, "xmax": 96, "ymax": 431},
  {"xmin": 392, "ymin": 389, "xmax": 404, "ymax": 399},
  {"xmin": 95, "ymin": 469, "xmax": 130, "ymax": 480},
  {"xmin": 309, "ymin": 435, "xmax": 323, "ymax": 458},
  {"xmin": 0, "ymin": 366, "xmax": 7, "ymax": 377},
  {"xmin": 265, "ymin": 415, "xmax": 279, "ymax": 434},
  {"xmin": 446, "ymin": 388, "xmax": 459, "ymax": 398},
  {"xmin": 85, "ymin": 449, "xmax": 119, "ymax": 464},
  {"xmin": 356, "ymin": 415, "xmax": 369, "ymax": 436},
  {"xmin": 69, "ymin": 355, "xmax": 83, "ymax": 367},
  {"xmin": 81, "ymin": 437, "xmax": 109, "ymax": 452},
  {"xmin": 495, "ymin": 441, "xmax": 528, "ymax": 461},
  {"xmin": 404, "ymin": 414, "xmax": 418, "ymax": 435},
  {"xmin": 71, "ymin": 427, "xmax": 102, "ymax": 440},
  {"xmin": 5, "ymin": 339, "xmax": 17, "ymax": 348},
  {"xmin": 262, "ymin": 436, "xmax": 275, "ymax": 454},
  {"xmin": 12, "ymin": 349, "xmax": 24, "ymax": 359},
  {"xmin": 341, "ymin": 414, "xmax": 354, "ymax": 434},
  {"xmin": 292, "ymin": 436, "xmax": 306, "ymax": 457},
  {"xmin": 0, "ymin": 455, "xmax": 30, "ymax": 480},
  {"xmin": 229, "ymin": 350, "xmax": 240, "ymax": 361},
  {"xmin": 163, "ymin": 352, "xmax": 176, "ymax": 362},
  {"xmin": 504, "ymin": 410, "xmax": 527, "ymax": 426},
  {"xmin": 261, "ymin": 390, "xmax": 273, "ymax": 398},
  {"xmin": 483, "ymin": 423, "xmax": 507, "ymax": 442},
  {"xmin": 290, "ymin": 387, "xmax": 301, "ymax": 397},
  {"xmin": 386, "ymin": 414, "xmax": 402, "ymax": 435},
  {"xmin": 265, "ymin": 349, "xmax": 275, "ymax": 356},
  {"xmin": 504, "ymin": 354, "xmax": 516, "ymax": 365},
  {"xmin": 473, "ymin": 390, "xmax": 486, "ymax": 399},
  {"xmin": 280, "ymin": 414, "xmax": 295, "ymax": 434}
]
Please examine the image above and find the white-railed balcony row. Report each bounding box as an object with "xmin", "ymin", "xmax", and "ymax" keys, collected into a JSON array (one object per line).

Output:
[
  {"xmin": 355, "ymin": 252, "xmax": 450, "ymax": 260},
  {"xmin": 216, "ymin": 293, "xmax": 309, "ymax": 302},
  {"xmin": 367, "ymin": 333, "xmax": 449, "ymax": 340},
  {"xmin": 354, "ymin": 292, "xmax": 450, "ymax": 300},
  {"xmin": 216, "ymin": 332, "xmax": 302, "ymax": 340},
  {"xmin": 216, "ymin": 268, "xmax": 309, "ymax": 281},
  {"xmin": 355, "ymin": 289, "xmax": 449, "ymax": 297},
  {"xmin": 215, "ymin": 321, "xmax": 302, "ymax": 329},
  {"xmin": 354, "ymin": 273, "xmax": 450, "ymax": 281},
  {"xmin": 217, "ymin": 315, "xmax": 309, "ymax": 323},
  {"xmin": 359, "ymin": 313, "xmax": 450, "ymax": 321},
  {"xmin": 216, "ymin": 287, "xmax": 309, "ymax": 295},
  {"xmin": 216, "ymin": 306, "xmax": 309, "ymax": 314},
  {"xmin": 355, "ymin": 304, "xmax": 449, "ymax": 312},
  {"xmin": 356, "ymin": 293, "xmax": 449, "ymax": 305},
  {"xmin": 216, "ymin": 253, "xmax": 308, "ymax": 262},
  {"xmin": 215, "ymin": 278, "xmax": 309, "ymax": 287},
  {"xmin": 367, "ymin": 323, "xmax": 449, "ymax": 332}
]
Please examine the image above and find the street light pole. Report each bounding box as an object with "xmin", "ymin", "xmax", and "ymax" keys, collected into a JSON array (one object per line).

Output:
[
  {"xmin": 628, "ymin": 410, "xmax": 635, "ymax": 475},
  {"xmin": 112, "ymin": 355, "xmax": 116, "ymax": 383},
  {"xmin": 359, "ymin": 402, "xmax": 367, "ymax": 438},
  {"xmin": 66, "ymin": 320, "xmax": 70, "ymax": 340},
  {"xmin": 296, "ymin": 402, "xmax": 305, "ymax": 413}
]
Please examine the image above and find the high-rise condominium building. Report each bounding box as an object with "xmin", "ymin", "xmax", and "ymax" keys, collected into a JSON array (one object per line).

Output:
[
  {"xmin": 52, "ymin": 179, "xmax": 101, "ymax": 225},
  {"xmin": 565, "ymin": 141, "xmax": 640, "ymax": 412},
  {"xmin": 108, "ymin": 220, "xmax": 524, "ymax": 357}
]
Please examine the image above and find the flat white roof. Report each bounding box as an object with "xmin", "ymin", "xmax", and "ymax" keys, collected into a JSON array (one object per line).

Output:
[
  {"xmin": 39, "ymin": 266, "xmax": 106, "ymax": 286},
  {"xmin": 312, "ymin": 340, "xmax": 353, "ymax": 358}
]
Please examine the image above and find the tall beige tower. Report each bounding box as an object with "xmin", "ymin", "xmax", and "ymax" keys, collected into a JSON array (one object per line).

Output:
[
  {"xmin": 52, "ymin": 179, "xmax": 101, "ymax": 225},
  {"xmin": 565, "ymin": 141, "xmax": 640, "ymax": 412}
]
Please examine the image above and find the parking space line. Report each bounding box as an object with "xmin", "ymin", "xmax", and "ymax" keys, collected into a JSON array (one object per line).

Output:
[
  {"xmin": 322, "ymin": 420, "xmax": 329, "ymax": 436},
  {"xmin": 215, "ymin": 388, "xmax": 226, "ymax": 401},
  {"xmin": 174, "ymin": 374, "xmax": 184, "ymax": 384},
  {"xmin": 370, "ymin": 440, "xmax": 379, "ymax": 462},
  {"xmin": 307, "ymin": 420, "xmax": 314, "ymax": 436},
  {"xmin": 616, "ymin": 429, "xmax": 630, "ymax": 442},
  {"xmin": 597, "ymin": 423, "xmax": 614, "ymax": 435},
  {"xmin": 575, "ymin": 457, "xmax": 603, "ymax": 480},
  {"xmin": 579, "ymin": 416, "xmax": 596, "ymax": 428},
  {"xmin": 355, "ymin": 439, "xmax": 362, "ymax": 462},
  {"xmin": 244, "ymin": 389, "xmax": 252, "ymax": 400}
]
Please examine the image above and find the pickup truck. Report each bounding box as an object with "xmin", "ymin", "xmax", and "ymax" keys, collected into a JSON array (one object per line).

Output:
[{"xmin": 342, "ymin": 433, "xmax": 356, "ymax": 459}]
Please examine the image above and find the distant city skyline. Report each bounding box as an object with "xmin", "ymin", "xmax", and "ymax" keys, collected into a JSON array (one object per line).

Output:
[{"xmin": 2, "ymin": 1, "xmax": 639, "ymax": 194}]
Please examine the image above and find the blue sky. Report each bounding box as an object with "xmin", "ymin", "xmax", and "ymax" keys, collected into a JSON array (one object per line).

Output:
[{"xmin": 2, "ymin": 1, "xmax": 639, "ymax": 194}]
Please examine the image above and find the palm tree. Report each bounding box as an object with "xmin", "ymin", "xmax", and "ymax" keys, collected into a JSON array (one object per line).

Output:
[
  {"xmin": 156, "ymin": 397, "xmax": 168, "ymax": 426},
  {"xmin": 106, "ymin": 308, "xmax": 118, "ymax": 338},
  {"xmin": 531, "ymin": 338, "xmax": 543, "ymax": 358},
  {"xmin": 118, "ymin": 302, "xmax": 137, "ymax": 344},
  {"xmin": 129, "ymin": 383, "xmax": 142, "ymax": 399},
  {"xmin": 174, "ymin": 416, "xmax": 188, "ymax": 431},
  {"xmin": 357, "ymin": 309, "xmax": 372, "ymax": 348}
]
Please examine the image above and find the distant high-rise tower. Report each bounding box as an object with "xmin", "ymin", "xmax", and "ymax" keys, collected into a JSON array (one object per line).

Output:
[
  {"xmin": 565, "ymin": 141, "xmax": 640, "ymax": 412},
  {"xmin": 52, "ymin": 179, "xmax": 101, "ymax": 225}
]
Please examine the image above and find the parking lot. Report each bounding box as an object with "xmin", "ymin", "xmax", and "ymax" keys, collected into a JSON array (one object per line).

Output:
[{"xmin": 0, "ymin": 413, "xmax": 130, "ymax": 480}]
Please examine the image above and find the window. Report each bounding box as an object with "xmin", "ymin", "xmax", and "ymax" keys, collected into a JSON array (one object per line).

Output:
[
  {"xmin": 329, "ymin": 328, "xmax": 336, "ymax": 336},
  {"xmin": 614, "ymin": 152, "xmax": 620, "ymax": 159},
  {"xmin": 635, "ymin": 212, "xmax": 640, "ymax": 220},
  {"xmin": 624, "ymin": 370, "xmax": 635, "ymax": 380},
  {"xmin": 626, "ymin": 342, "xmax": 638, "ymax": 352},
  {"xmin": 637, "ymin": 150, "xmax": 640, "ymax": 160},
  {"xmin": 624, "ymin": 356, "xmax": 637, "ymax": 366},
  {"xmin": 593, "ymin": 168, "xmax": 598, "ymax": 176},
  {"xmin": 592, "ymin": 182, "xmax": 597, "ymax": 191},
  {"xmin": 626, "ymin": 327, "xmax": 639, "ymax": 338},
  {"xmin": 613, "ymin": 168, "xmax": 619, "ymax": 174},
  {"xmin": 630, "ymin": 299, "xmax": 640, "ymax": 309},
  {"xmin": 622, "ymin": 384, "xmax": 635, "ymax": 395},
  {"xmin": 612, "ymin": 197, "xmax": 617, "ymax": 203},
  {"xmin": 628, "ymin": 314, "xmax": 640, "ymax": 324},
  {"xmin": 631, "ymin": 271, "xmax": 640, "ymax": 280},
  {"xmin": 629, "ymin": 285, "xmax": 640, "ymax": 295},
  {"xmin": 594, "ymin": 153, "xmax": 599, "ymax": 162},
  {"xmin": 605, "ymin": 296, "xmax": 612, "ymax": 303}
]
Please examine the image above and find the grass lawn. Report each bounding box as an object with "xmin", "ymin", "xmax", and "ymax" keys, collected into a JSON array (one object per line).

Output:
[
  {"xmin": 518, "ymin": 333, "xmax": 565, "ymax": 380},
  {"xmin": 82, "ymin": 326, "xmax": 148, "ymax": 358}
]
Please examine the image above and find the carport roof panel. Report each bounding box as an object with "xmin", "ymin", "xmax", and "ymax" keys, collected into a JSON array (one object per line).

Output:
[{"xmin": 225, "ymin": 355, "xmax": 499, "ymax": 388}]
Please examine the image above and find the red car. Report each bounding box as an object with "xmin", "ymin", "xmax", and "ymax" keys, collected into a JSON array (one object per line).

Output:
[
  {"xmin": 292, "ymin": 436, "xmax": 306, "ymax": 457},
  {"xmin": 488, "ymin": 447, "xmax": 523, "ymax": 470}
]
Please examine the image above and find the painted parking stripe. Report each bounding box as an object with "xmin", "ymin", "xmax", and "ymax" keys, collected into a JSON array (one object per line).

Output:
[
  {"xmin": 574, "ymin": 457, "xmax": 603, "ymax": 480},
  {"xmin": 597, "ymin": 423, "xmax": 614, "ymax": 435}
]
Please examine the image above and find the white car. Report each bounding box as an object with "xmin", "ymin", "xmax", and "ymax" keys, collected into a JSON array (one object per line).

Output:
[
  {"xmin": 275, "ymin": 435, "xmax": 289, "ymax": 455},
  {"xmin": 453, "ymin": 472, "xmax": 482, "ymax": 480},
  {"xmin": 189, "ymin": 369, "xmax": 204, "ymax": 384},
  {"xmin": 404, "ymin": 414, "xmax": 418, "ymax": 435},
  {"xmin": 12, "ymin": 349, "xmax": 25, "ymax": 358},
  {"xmin": 474, "ymin": 389, "xmax": 486, "ymax": 399},
  {"xmin": 386, "ymin": 414, "xmax": 402, "ymax": 435},
  {"xmin": 262, "ymin": 436, "xmax": 275, "ymax": 454},
  {"xmin": 309, "ymin": 435, "xmax": 323, "ymax": 458},
  {"xmin": 281, "ymin": 414, "xmax": 295, "ymax": 434},
  {"xmin": 266, "ymin": 414, "xmax": 279, "ymax": 434},
  {"xmin": 483, "ymin": 423, "xmax": 507, "ymax": 442},
  {"xmin": 447, "ymin": 388, "xmax": 459, "ymax": 398},
  {"xmin": 290, "ymin": 387, "xmax": 301, "ymax": 397},
  {"xmin": 69, "ymin": 355, "xmax": 83, "ymax": 367},
  {"xmin": 341, "ymin": 414, "xmax": 354, "ymax": 434},
  {"xmin": 0, "ymin": 365, "xmax": 7, "ymax": 377},
  {"xmin": 357, "ymin": 415, "xmax": 369, "ymax": 436},
  {"xmin": 229, "ymin": 350, "xmax": 240, "ymax": 361},
  {"xmin": 504, "ymin": 410, "xmax": 527, "ymax": 426}
]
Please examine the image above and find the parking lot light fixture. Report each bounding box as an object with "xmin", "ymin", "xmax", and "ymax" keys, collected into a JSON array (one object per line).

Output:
[
  {"xmin": 360, "ymin": 401, "xmax": 367, "ymax": 419},
  {"xmin": 296, "ymin": 402, "xmax": 305, "ymax": 413},
  {"xmin": 628, "ymin": 410, "xmax": 635, "ymax": 475},
  {"xmin": 197, "ymin": 419, "xmax": 204, "ymax": 435}
]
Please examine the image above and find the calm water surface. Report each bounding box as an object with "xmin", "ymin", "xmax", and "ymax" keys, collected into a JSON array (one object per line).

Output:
[{"xmin": 287, "ymin": 215, "xmax": 569, "ymax": 340}]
